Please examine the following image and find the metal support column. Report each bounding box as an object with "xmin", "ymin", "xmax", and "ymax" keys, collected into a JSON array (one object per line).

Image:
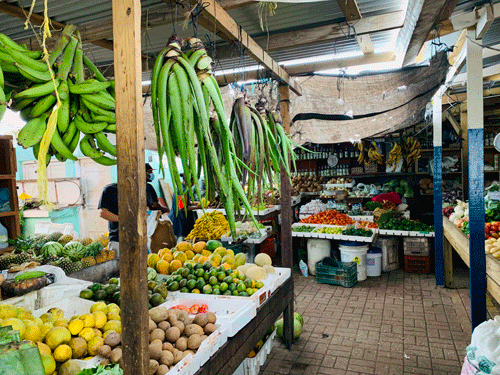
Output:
[
  {"xmin": 433, "ymin": 95, "xmax": 444, "ymax": 286},
  {"xmin": 467, "ymin": 27, "xmax": 486, "ymax": 330}
]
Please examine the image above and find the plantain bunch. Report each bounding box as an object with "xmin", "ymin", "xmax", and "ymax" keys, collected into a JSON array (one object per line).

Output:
[
  {"xmin": 2, "ymin": 25, "xmax": 116, "ymax": 166},
  {"xmin": 405, "ymin": 136, "xmax": 421, "ymax": 165},
  {"xmin": 356, "ymin": 141, "xmax": 365, "ymax": 164},
  {"xmin": 367, "ymin": 141, "xmax": 384, "ymax": 165},
  {"xmin": 386, "ymin": 142, "xmax": 402, "ymax": 171}
]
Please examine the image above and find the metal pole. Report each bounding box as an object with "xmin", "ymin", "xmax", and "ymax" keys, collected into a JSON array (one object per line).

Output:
[{"xmin": 433, "ymin": 95, "xmax": 444, "ymax": 286}]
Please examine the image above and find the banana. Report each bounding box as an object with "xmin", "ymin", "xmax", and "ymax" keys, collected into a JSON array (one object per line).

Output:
[
  {"xmin": 0, "ymin": 86, "xmax": 5, "ymax": 121},
  {"xmin": 94, "ymin": 131, "xmax": 116, "ymax": 156},
  {"xmin": 62, "ymin": 121, "xmax": 78, "ymax": 144},
  {"xmin": 0, "ymin": 34, "xmax": 29, "ymax": 53},
  {"xmin": 56, "ymin": 36, "xmax": 78, "ymax": 80},
  {"xmin": 69, "ymin": 79, "xmax": 110, "ymax": 94},
  {"xmin": 68, "ymin": 130, "xmax": 81, "ymax": 153},
  {"xmin": 74, "ymin": 114, "xmax": 108, "ymax": 134},
  {"xmin": 11, "ymin": 97, "xmax": 36, "ymax": 111},
  {"xmin": 92, "ymin": 114, "xmax": 116, "ymax": 124},
  {"xmin": 81, "ymin": 97, "xmax": 116, "ymax": 119},
  {"xmin": 104, "ymin": 123, "xmax": 116, "ymax": 133},
  {"xmin": 57, "ymin": 97, "xmax": 70, "ymax": 133},
  {"xmin": 80, "ymin": 135, "xmax": 104, "ymax": 159},
  {"xmin": 49, "ymin": 25, "xmax": 77, "ymax": 65},
  {"xmin": 15, "ymin": 63, "xmax": 52, "ymax": 82},
  {"xmin": 81, "ymin": 92, "xmax": 114, "ymax": 111},
  {"xmin": 92, "ymin": 155, "xmax": 117, "ymax": 166},
  {"xmin": 17, "ymin": 114, "xmax": 48, "ymax": 148},
  {"xmin": 0, "ymin": 63, "xmax": 3, "ymax": 88},
  {"xmin": 0, "ymin": 62, "xmax": 18, "ymax": 73},
  {"xmin": 82, "ymin": 55, "xmax": 107, "ymax": 82},
  {"xmin": 50, "ymin": 128, "xmax": 78, "ymax": 161},
  {"xmin": 33, "ymin": 142, "xmax": 51, "ymax": 166},
  {"xmin": 4, "ymin": 45, "xmax": 48, "ymax": 72},
  {"xmin": 14, "ymin": 78, "xmax": 61, "ymax": 99},
  {"xmin": 29, "ymin": 94, "xmax": 56, "ymax": 118}
]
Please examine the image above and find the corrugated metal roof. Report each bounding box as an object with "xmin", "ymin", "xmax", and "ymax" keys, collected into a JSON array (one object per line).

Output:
[{"xmin": 357, "ymin": 0, "xmax": 406, "ymax": 16}]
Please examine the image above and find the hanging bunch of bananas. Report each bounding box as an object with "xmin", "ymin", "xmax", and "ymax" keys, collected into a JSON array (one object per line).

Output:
[
  {"xmin": 150, "ymin": 35, "xmax": 262, "ymax": 238},
  {"xmin": 2, "ymin": 26, "xmax": 117, "ymax": 166},
  {"xmin": 367, "ymin": 141, "xmax": 384, "ymax": 165},
  {"xmin": 405, "ymin": 136, "xmax": 421, "ymax": 165},
  {"xmin": 386, "ymin": 142, "xmax": 402, "ymax": 172},
  {"xmin": 356, "ymin": 141, "xmax": 366, "ymax": 164}
]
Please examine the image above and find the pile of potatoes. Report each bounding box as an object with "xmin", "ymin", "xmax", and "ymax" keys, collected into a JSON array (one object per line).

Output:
[{"xmin": 98, "ymin": 306, "xmax": 217, "ymax": 375}]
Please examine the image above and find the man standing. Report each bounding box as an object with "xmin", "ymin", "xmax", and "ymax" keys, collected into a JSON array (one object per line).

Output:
[{"xmin": 98, "ymin": 163, "xmax": 168, "ymax": 257}]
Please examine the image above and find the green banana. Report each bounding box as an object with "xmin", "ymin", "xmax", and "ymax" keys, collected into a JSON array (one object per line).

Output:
[
  {"xmin": 49, "ymin": 25, "xmax": 76, "ymax": 65},
  {"xmin": 56, "ymin": 36, "xmax": 78, "ymax": 80},
  {"xmin": 33, "ymin": 142, "xmax": 51, "ymax": 166},
  {"xmin": 73, "ymin": 35, "xmax": 84, "ymax": 83},
  {"xmin": 20, "ymin": 106, "xmax": 32, "ymax": 121},
  {"xmin": 0, "ymin": 86, "xmax": 5, "ymax": 121},
  {"xmin": 80, "ymin": 135, "xmax": 103, "ymax": 159},
  {"xmin": 62, "ymin": 121, "xmax": 77, "ymax": 144},
  {"xmin": 74, "ymin": 114, "xmax": 107, "ymax": 134},
  {"xmin": 0, "ymin": 62, "xmax": 18, "ymax": 73},
  {"xmin": 94, "ymin": 131, "xmax": 116, "ymax": 156},
  {"xmin": 81, "ymin": 92, "xmax": 114, "ymax": 110},
  {"xmin": 0, "ymin": 51, "xmax": 15, "ymax": 64},
  {"xmin": 81, "ymin": 97, "xmax": 115, "ymax": 119},
  {"xmin": 16, "ymin": 63, "xmax": 52, "ymax": 82},
  {"xmin": 0, "ymin": 63, "xmax": 3, "ymax": 88},
  {"xmin": 11, "ymin": 97, "xmax": 36, "ymax": 111},
  {"xmin": 4, "ymin": 45, "xmax": 48, "ymax": 72},
  {"xmin": 93, "ymin": 155, "xmax": 117, "ymax": 166},
  {"xmin": 104, "ymin": 123, "xmax": 116, "ymax": 133},
  {"xmin": 69, "ymin": 79, "xmax": 110, "ymax": 94},
  {"xmin": 51, "ymin": 129, "xmax": 77, "ymax": 161},
  {"xmin": 14, "ymin": 78, "xmax": 61, "ymax": 99},
  {"xmin": 58, "ymin": 80, "xmax": 69, "ymax": 101},
  {"xmin": 14, "ymin": 271, "xmax": 45, "ymax": 283},
  {"xmin": 82, "ymin": 55, "xmax": 107, "ymax": 82},
  {"xmin": 68, "ymin": 130, "xmax": 80, "ymax": 153},
  {"xmin": 0, "ymin": 34, "xmax": 28, "ymax": 53},
  {"xmin": 29, "ymin": 94, "xmax": 56, "ymax": 118},
  {"xmin": 57, "ymin": 97, "xmax": 70, "ymax": 133},
  {"xmin": 17, "ymin": 114, "xmax": 48, "ymax": 148},
  {"xmin": 92, "ymin": 114, "xmax": 116, "ymax": 124}
]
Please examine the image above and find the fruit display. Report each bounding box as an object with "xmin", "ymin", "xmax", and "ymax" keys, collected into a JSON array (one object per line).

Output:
[
  {"xmin": 231, "ymin": 221, "xmax": 265, "ymax": 239},
  {"xmin": 0, "ymin": 27, "xmax": 117, "ymax": 167},
  {"xmin": 386, "ymin": 143, "xmax": 402, "ymax": 171},
  {"xmin": 325, "ymin": 177, "xmax": 354, "ymax": 185},
  {"xmin": 0, "ymin": 232, "xmax": 114, "ymax": 275},
  {"xmin": 314, "ymin": 227, "xmax": 344, "ymax": 235},
  {"xmin": 380, "ymin": 218, "xmax": 433, "ymax": 232},
  {"xmin": 1, "ymin": 271, "xmax": 49, "ymax": 298},
  {"xmin": 367, "ymin": 142, "xmax": 384, "ymax": 165},
  {"xmin": 300, "ymin": 210, "xmax": 354, "ymax": 225},
  {"xmin": 485, "ymin": 222, "xmax": 500, "ymax": 240},
  {"xmin": 291, "ymin": 174, "xmax": 325, "ymax": 193},
  {"xmin": 299, "ymin": 200, "xmax": 327, "ymax": 218},
  {"xmin": 384, "ymin": 179, "xmax": 414, "ymax": 198},
  {"xmin": 0, "ymin": 301, "xmax": 120, "ymax": 374},
  {"xmin": 186, "ymin": 211, "xmax": 230, "ymax": 240},
  {"xmin": 404, "ymin": 136, "xmax": 421, "ymax": 165}
]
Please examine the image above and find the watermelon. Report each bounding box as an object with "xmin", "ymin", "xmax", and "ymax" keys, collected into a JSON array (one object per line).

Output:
[
  {"xmin": 63, "ymin": 241, "xmax": 85, "ymax": 261},
  {"xmin": 41, "ymin": 241, "xmax": 64, "ymax": 257},
  {"xmin": 83, "ymin": 242, "xmax": 104, "ymax": 257},
  {"xmin": 206, "ymin": 240, "xmax": 223, "ymax": 252},
  {"xmin": 147, "ymin": 267, "xmax": 157, "ymax": 281},
  {"xmin": 275, "ymin": 316, "xmax": 303, "ymax": 340}
]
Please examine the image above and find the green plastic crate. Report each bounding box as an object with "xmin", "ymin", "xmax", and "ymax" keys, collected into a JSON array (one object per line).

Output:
[{"xmin": 315, "ymin": 257, "xmax": 357, "ymax": 288}]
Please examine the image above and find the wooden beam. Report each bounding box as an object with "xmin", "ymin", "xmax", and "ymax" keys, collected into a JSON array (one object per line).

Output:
[
  {"xmin": 336, "ymin": 0, "xmax": 362, "ymax": 21},
  {"xmin": 448, "ymin": 29, "xmax": 466, "ymax": 66},
  {"xmin": 186, "ymin": 0, "xmax": 302, "ymax": 95},
  {"xmin": 444, "ymin": 111, "xmax": 461, "ymax": 135},
  {"xmin": 414, "ymin": 43, "xmax": 427, "ymax": 63},
  {"xmin": 476, "ymin": 4, "xmax": 494, "ymax": 39},
  {"xmin": 356, "ymin": 34, "xmax": 374, "ymax": 54},
  {"xmin": 443, "ymin": 87, "xmax": 500, "ymax": 105},
  {"xmin": 112, "ymin": 0, "xmax": 149, "ymax": 374},
  {"xmin": 217, "ymin": 0, "xmax": 255, "ymax": 10},
  {"xmin": 425, "ymin": 19, "xmax": 455, "ymax": 41}
]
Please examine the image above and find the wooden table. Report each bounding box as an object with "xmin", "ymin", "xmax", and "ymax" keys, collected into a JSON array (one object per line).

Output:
[
  {"xmin": 194, "ymin": 276, "xmax": 293, "ymax": 375},
  {"xmin": 443, "ymin": 216, "xmax": 500, "ymax": 302}
]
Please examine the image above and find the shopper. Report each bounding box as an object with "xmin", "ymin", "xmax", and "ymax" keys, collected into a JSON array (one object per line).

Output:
[{"xmin": 168, "ymin": 174, "xmax": 201, "ymax": 240}]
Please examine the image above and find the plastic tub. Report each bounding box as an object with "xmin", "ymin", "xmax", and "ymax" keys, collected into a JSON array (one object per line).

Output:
[
  {"xmin": 339, "ymin": 241, "xmax": 368, "ymax": 281},
  {"xmin": 307, "ymin": 239, "xmax": 331, "ymax": 275},
  {"xmin": 366, "ymin": 248, "xmax": 382, "ymax": 277}
]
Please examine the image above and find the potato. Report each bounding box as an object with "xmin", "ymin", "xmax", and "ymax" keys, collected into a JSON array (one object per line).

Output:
[
  {"xmin": 149, "ymin": 359, "xmax": 159, "ymax": 375},
  {"xmin": 150, "ymin": 306, "xmax": 168, "ymax": 324},
  {"xmin": 184, "ymin": 317, "xmax": 193, "ymax": 325},
  {"xmin": 206, "ymin": 312, "xmax": 216, "ymax": 324},
  {"xmin": 187, "ymin": 334, "xmax": 202, "ymax": 350},
  {"xmin": 104, "ymin": 331, "xmax": 121, "ymax": 347},
  {"xmin": 162, "ymin": 342, "xmax": 174, "ymax": 353},
  {"xmin": 204, "ymin": 323, "xmax": 215, "ymax": 335},
  {"xmin": 98, "ymin": 345, "xmax": 112, "ymax": 358},
  {"xmin": 175, "ymin": 337, "xmax": 188, "ymax": 351},
  {"xmin": 149, "ymin": 339, "xmax": 163, "ymax": 360},
  {"xmin": 150, "ymin": 328, "xmax": 165, "ymax": 343},
  {"xmin": 158, "ymin": 321, "xmax": 170, "ymax": 331},
  {"xmin": 182, "ymin": 351, "xmax": 191, "ymax": 359},
  {"xmin": 184, "ymin": 324, "xmax": 204, "ymax": 337},
  {"xmin": 177, "ymin": 310, "xmax": 189, "ymax": 323},
  {"xmin": 173, "ymin": 349, "xmax": 183, "ymax": 364},
  {"xmin": 157, "ymin": 364, "xmax": 169, "ymax": 375},
  {"xmin": 193, "ymin": 313, "xmax": 208, "ymax": 327},
  {"xmin": 167, "ymin": 316, "xmax": 178, "ymax": 326},
  {"xmin": 200, "ymin": 335, "xmax": 207, "ymax": 342},
  {"xmin": 165, "ymin": 327, "xmax": 181, "ymax": 343},
  {"xmin": 110, "ymin": 348, "xmax": 122, "ymax": 364},
  {"xmin": 100, "ymin": 359, "xmax": 110, "ymax": 366},
  {"xmin": 160, "ymin": 350, "xmax": 174, "ymax": 366},
  {"xmin": 172, "ymin": 320, "xmax": 185, "ymax": 334},
  {"xmin": 149, "ymin": 319, "xmax": 157, "ymax": 332},
  {"xmin": 167, "ymin": 309, "xmax": 180, "ymax": 320}
]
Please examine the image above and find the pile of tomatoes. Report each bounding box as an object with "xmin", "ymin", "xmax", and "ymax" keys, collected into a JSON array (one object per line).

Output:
[
  {"xmin": 300, "ymin": 210, "xmax": 354, "ymax": 226},
  {"xmin": 485, "ymin": 222, "xmax": 500, "ymax": 239},
  {"xmin": 171, "ymin": 303, "xmax": 209, "ymax": 314},
  {"xmin": 358, "ymin": 221, "xmax": 379, "ymax": 229}
]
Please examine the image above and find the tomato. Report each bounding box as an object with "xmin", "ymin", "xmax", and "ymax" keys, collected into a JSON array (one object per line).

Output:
[
  {"xmin": 189, "ymin": 304, "xmax": 200, "ymax": 314},
  {"xmin": 493, "ymin": 232, "xmax": 500, "ymax": 239}
]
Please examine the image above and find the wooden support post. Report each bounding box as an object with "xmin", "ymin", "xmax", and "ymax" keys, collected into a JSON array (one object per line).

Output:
[
  {"xmin": 279, "ymin": 84, "xmax": 294, "ymax": 350},
  {"xmin": 466, "ymin": 27, "xmax": 486, "ymax": 331},
  {"xmin": 444, "ymin": 237, "xmax": 454, "ymax": 288},
  {"xmin": 112, "ymin": 0, "xmax": 149, "ymax": 374},
  {"xmin": 433, "ymin": 95, "xmax": 444, "ymax": 286}
]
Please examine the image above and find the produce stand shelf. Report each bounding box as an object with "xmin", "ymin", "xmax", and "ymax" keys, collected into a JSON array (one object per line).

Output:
[
  {"xmin": 443, "ymin": 217, "xmax": 500, "ymax": 303},
  {"xmin": 67, "ymin": 260, "xmax": 119, "ymax": 283},
  {"xmin": 193, "ymin": 276, "xmax": 293, "ymax": 375}
]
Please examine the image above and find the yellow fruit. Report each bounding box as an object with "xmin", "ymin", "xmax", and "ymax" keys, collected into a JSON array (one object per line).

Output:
[
  {"xmin": 92, "ymin": 311, "xmax": 107, "ymax": 329},
  {"xmin": 69, "ymin": 337, "xmax": 88, "ymax": 359},
  {"xmin": 214, "ymin": 247, "xmax": 227, "ymax": 258},
  {"xmin": 235, "ymin": 253, "xmax": 247, "ymax": 266},
  {"xmin": 80, "ymin": 314, "xmax": 95, "ymax": 328},
  {"xmin": 37, "ymin": 342, "xmax": 52, "ymax": 356},
  {"xmin": 226, "ymin": 249, "xmax": 235, "ymax": 257},
  {"xmin": 33, "ymin": 317, "xmax": 44, "ymax": 326},
  {"xmin": 103, "ymin": 320, "xmax": 121, "ymax": 333},
  {"xmin": 16, "ymin": 307, "xmax": 34, "ymax": 320},
  {"xmin": 156, "ymin": 259, "xmax": 170, "ymax": 275},
  {"xmin": 208, "ymin": 254, "xmax": 222, "ymax": 267},
  {"xmin": 78, "ymin": 327, "xmax": 96, "ymax": 342},
  {"xmin": 45, "ymin": 327, "xmax": 71, "ymax": 350},
  {"xmin": 175, "ymin": 241, "xmax": 193, "ymax": 252},
  {"xmin": 173, "ymin": 251, "xmax": 187, "ymax": 263},
  {"xmin": 87, "ymin": 336, "xmax": 104, "ymax": 356},
  {"xmin": 41, "ymin": 353, "xmax": 56, "ymax": 375},
  {"xmin": 23, "ymin": 323, "xmax": 42, "ymax": 342},
  {"xmin": 0, "ymin": 304, "xmax": 18, "ymax": 320},
  {"xmin": 68, "ymin": 319, "xmax": 84, "ymax": 336},
  {"xmin": 147, "ymin": 253, "xmax": 160, "ymax": 269},
  {"xmin": 40, "ymin": 313, "xmax": 55, "ymax": 323},
  {"xmin": 107, "ymin": 311, "xmax": 121, "ymax": 321},
  {"xmin": 161, "ymin": 251, "xmax": 173, "ymax": 263},
  {"xmin": 185, "ymin": 250, "xmax": 195, "ymax": 260},
  {"xmin": 221, "ymin": 262, "xmax": 232, "ymax": 271},
  {"xmin": 184, "ymin": 260, "xmax": 196, "ymax": 267},
  {"xmin": 158, "ymin": 248, "xmax": 170, "ymax": 258},
  {"xmin": 201, "ymin": 250, "xmax": 212, "ymax": 257},
  {"xmin": 169, "ymin": 259, "xmax": 182, "ymax": 273},
  {"xmin": 193, "ymin": 254, "xmax": 202, "ymax": 262},
  {"xmin": 192, "ymin": 241, "xmax": 206, "ymax": 253},
  {"xmin": 40, "ymin": 323, "xmax": 54, "ymax": 340},
  {"xmin": 93, "ymin": 328, "xmax": 102, "ymax": 338},
  {"xmin": 106, "ymin": 303, "xmax": 120, "ymax": 314},
  {"xmin": 47, "ymin": 308, "xmax": 64, "ymax": 321},
  {"xmin": 90, "ymin": 302, "xmax": 107, "ymax": 314},
  {"xmin": 53, "ymin": 319, "xmax": 69, "ymax": 327},
  {"xmin": 53, "ymin": 344, "xmax": 72, "ymax": 362},
  {"xmin": 1, "ymin": 318, "xmax": 25, "ymax": 338}
]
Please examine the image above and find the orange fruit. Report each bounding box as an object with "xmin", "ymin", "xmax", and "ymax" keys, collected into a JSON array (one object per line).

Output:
[
  {"xmin": 198, "ymin": 256, "xmax": 208, "ymax": 265},
  {"xmin": 221, "ymin": 263, "xmax": 232, "ymax": 271},
  {"xmin": 201, "ymin": 250, "xmax": 212, "ymax": 257},
  {"xmin": 156, "ymin": 260, "xmax": 170, "ymax": 275},
  {"xmin": 161, "ymin": 251, "xmax": 173, "ymax": 263},
  {"xmin": 147, "ymin": 253, "xmax": 160, "ymax": 269},
  {"xmin": 193, "ymin": 254, "xmax": 202, "ymax": 262},
  {"xmin": 158, "ymin": 248, "xmax": 170, "ymax": 258},
  {"xmin": 175, "ymin": 241, "xmax": 193, "ymax": 252},
  {"xmin": 169, "ymin": 260, "xmax": 182, "ymax": 273},
  {"xmin": 185, "ymin": 250, "xmax": 195, "ymax": 260}
]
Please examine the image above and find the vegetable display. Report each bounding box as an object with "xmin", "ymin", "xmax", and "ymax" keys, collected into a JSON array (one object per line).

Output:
[
  {"xmin": 292, "ymin": 225, "xmax": 316, "ymax": 233},
  {"xmin": 485, "ymin": 222, "xmax": 500, "ymax": 240},
  {"xmin": 315, "ymin": 227, "xmax": 344, "ymax": 235},
  {"xmin": 300, "ymin": 210, "xmax": 354, "ymax": 226},
  {"xmin": 365, "ymin": 201, "xmax": 382, "ymax": 211},
  {"xmin": 380, "ymin": 218, "xmax": 433, "ymax": 232}
]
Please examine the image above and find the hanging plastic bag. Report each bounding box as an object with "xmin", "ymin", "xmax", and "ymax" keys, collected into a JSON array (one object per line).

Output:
[{"xmin": 299, "ymin": 260, "xmax": 308, "ymax": 277}]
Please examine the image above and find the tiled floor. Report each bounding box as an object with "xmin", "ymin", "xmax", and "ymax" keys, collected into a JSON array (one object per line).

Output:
[{"xmin": 260, "ymin": 270, "xmax": 472, "ymax": 375}]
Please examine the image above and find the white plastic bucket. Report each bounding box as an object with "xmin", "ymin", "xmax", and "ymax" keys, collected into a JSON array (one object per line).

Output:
[
  {"xmin": 366, "ymin": 249, "xmax": 382, "ymax": 277},
  {"xmin": 307, "ymin": 239, "xmax": 331, "ymax": 275},
  {"xmin": 339, "ymin": 242, "xmax": 368, "ymax": 281}
]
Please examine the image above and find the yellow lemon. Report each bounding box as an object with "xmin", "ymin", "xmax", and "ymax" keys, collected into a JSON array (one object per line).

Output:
[
  {"xmin": 80, "ymin": 314, "xmax": 95, "ymax": 328},
  {"xmin": 1, "ymin": 318, "xmax": 25, "ymax": 338},
  {"xmin": 40, "ymin": 353, "xmax": 56, "ymax": 375},
  {"xmin": 87, "ymin": 336, "xmax": 104, "ymax": 356},
  {"xmin": 16, "ymin": 307, "xmax": 33, "ymax": 320},
  {"xmin": 37, "ymin": 342, "xmax": 52, "ymax": 356},
  {"xmin": 90, "ymin": 302, "xmax": 107, "ymax": 314},
  {"xmin": 106, "ymin": 304, "xmax": 120, "ymax": 314},
  {"xmin": 103, "ymin": 320, "xmax": 121, "ymax": 333},
  {"xmin": 93, "ymin": 328, "xmax": 102, "ymax": 338},
  {"xmin": 92, "ymin": 311, "xmax": 107, "ymax": 329},
  {"xmin": 40, "ymin": 313, "xmax": 55, "ymax": 324},
  {"xmin": 147, "ymin": 253, "xmax": 160, "ymax": 269},
  {"xmin": 40, "ymin": 323, "xmax": 54, "ymax": 341},
  {"xmin": 53, "ymin": 319, "xmax": 69, "ymax": 327},
  {"xmin": 0, "ymin": 304, "xmax": 17, "ymax": 320},
  {"xmin": 68, "ymin": 319, "xmax": 84, "ymax": 336},
  {"xmin": 78, "ymin": 327, "xmax": 96, "ymax": 342},
  {"xmin": 47, "ymin": 308, "xmax": 64, "ymax": 321},
  {"xmin": 44, "ymin": 327, "xmax": 71, "ymax": 350},
  {"xmin": 23, "ymin": 324, "xmax": 42, "ymax": 342},
  {"xmin": 161, "ymin": 251, "xmax": 173, "ymax": 263},
  {"xmin": 107, "ymin": 311, "xmax": 121, "ymax": 321},
  {"xmin": 32, "ymin": 317, "xmax": 43, "ymax": 326},
  {"xmin": 53, "ymin": 344, "xmax": 72, "ymax": 362}
]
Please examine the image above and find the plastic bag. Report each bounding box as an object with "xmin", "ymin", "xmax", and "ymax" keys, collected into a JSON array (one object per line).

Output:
[
  {"xmin": 466, "ymin": 316, "xmax": 500, "ymax": 374},
  {"xmin": 299, "ymin": 260, "xmax": 308, "ymax": 277}
]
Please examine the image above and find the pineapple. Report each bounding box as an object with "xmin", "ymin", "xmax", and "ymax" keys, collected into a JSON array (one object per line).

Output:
[
  {"xmin": 95, "ymin": 251, "xmax": 107, "ymax": 264},
  {"xmin": 46, "ymin": 232, "xmax": 64, "ymax": 242},
  {"xmin": 57, "ymin": 258, "xmax": 74, "ymax": 274},
  {"xmin": 81, "ymin": 256, "xmax": 97, "ymax": 268},
  {"xmin": 106, "ymin": 250, "xmax": 115, "ymax": 261},
  {"xmin": 78, "ymin": 237, "xmax": 93, "ymax": 246},
  {"xmin": 42, "ymin": 255, "xmax": 59, "ymax": 265},
  {"xmin": 95, "ymin": 234, "xmax": 109, "ymax": 248},
  {"xmin": 58, "ymin": 234, "xmax": 73, "ymax": 245},
  {"xmin": 13, "ymin": 252, "xmax": 30, "ymax": 265},
  {"xmin": 0, "ymin": 253, "xmax": 16, "ymax": 270},
  {"xmin": 73, "ymin": 261, "xmax": 83, "ymax": 272}
]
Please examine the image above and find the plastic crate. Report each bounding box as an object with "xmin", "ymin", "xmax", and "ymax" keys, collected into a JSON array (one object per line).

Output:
[
  {"xmin": 315, "ymin": 257, "xmax": 357, "ymax": 287},
  {"xmin": 404, "ymin": 255, "xmax": 430, "ymax": 274},
  {"xmin": 403, "ymin": 237, "xmax": 430, "ymax": 256}
]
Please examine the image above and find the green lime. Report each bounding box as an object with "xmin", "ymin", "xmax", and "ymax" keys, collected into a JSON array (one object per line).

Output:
[
  {"xmin": 237, "ymin": 282, "xmax": 246, "ymax": 292},
  {"xmin": 153, "ymin": 284, "xmax": 168, "ymax": 298},
  {"xmin": 203, "ymin": 261, "xmax": 212, "ymax": 271},
  {"xmin": 94, "ymin": 289, "xmax": 107, "ymax": 301},
  {"xmin": 225, "ymin": 269, "xmax": 232, "ymax": 276},
  {"xmin": 196, "ymin": 279, "xmax": 206, "ymax": 290},
  {"xmin": 105, "ymin": 284, "xmax": 119, "ymax": 296},
  {"xmin": 217, "ymin": 272, "xmax": 226, "ymax": 282},
  {"xmin": 194, "ymin": 263, "xmax": 203, "ymax": 270},
  {"xmin": 180, "ymin": 287, "xmax": 189, "ymax": 293},
  {"xmin": 218, "ymin": 265, "xmax": 225, "ymax": 272},
  {"xmin": 187, "ymin": 279, "xmax": 196, "ymax": 290},
  {"xmin": 246, "ymin": 288, "xmax": 255, "ymax": 296},
  {"xmin": 203, "ymin": 272, "xmax": 210, "ymax": 281},
  {"xmin": 168, "ymin": 281, "xmax": 179, "ymax": 291},
  {"xmin": 229, "ymin": 273, "xmax": 236, "ymax": 279},
  {"xmin": 212, "ymin": 288, "xmax": 221, "ymax": 295},
  {"xmin": 209, "ymin": 269, "xmax": 218, "ymax": 277},
  {"xmin": 239, "ymin": 292, "xmax": 249, "ymax": 297},
  {"xmin": 112, "ymin": 291, "xmax": 121, "ymax": 305},
  {"xmin": 90, "ymin": 283, "xmax": 103, "ymax": 293},
  {"xmin": 219, "ymin": 282, "xmax": 228, "ymax": 292},
  {"xmin": 255, "ymin": 281, "xmax": 264, "ymax": 289},
  {"xmin": 148, "ymin": 281, "xmax": 157, "ymax": 291},
  {"xmin": 202, "ymin": 285, "xmax": 213, "ymax": 294},
  {"xmin": 238, "ymin": 274, "xmax": 246, "ymax": 281},
  {"xmin": 187, "ymin": 274, "xmax": 196, "ymax": 281},
  {"xmin": 195, "ymin": 269, "xmax": 205, "ymax": 278},
  {"xmin": 79, "ymin": 289, "xmax": 93, "ymax": 299},
  {"xmin": 228, "ymin": 283, "xmax": 237, "ymax": 292},
  {"xmin": 244, "ymin": 278, "xmax": 252, "ymax": 288},
  {"xmin": 232, "ymin": 290, "xmax": 239, "ymax": 296},
  {"xmin": 223, "ymin": 290, "xmax": 232, "ymax": 295},
  {"xmin": 209, "ymin": 276, "xmax": 218, "ymax": 286},
  {"xmin": 185, "ymin": 263, "xmax": 193, "ymax": 270},
  {"xmin": 181, "ymin": 268, "xmax": 190, "ymax": 278},
  {"xmin": 108, "ymin": 278, "xmax": 119, "ymax": 285},
  {"xmin": 150, "ymin": 293, "xmax": 164, "ymax": 306},
  {"xmin": 179, "ymin": 279, "xmax": 187, "ymax": 288},
  {"xmin": 223, "ymin": 276, "xmax": 233, "ymax": 284},
  {"xmin": 173, "ymin": 275, "xmax": 183, "ymax": 283}
]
